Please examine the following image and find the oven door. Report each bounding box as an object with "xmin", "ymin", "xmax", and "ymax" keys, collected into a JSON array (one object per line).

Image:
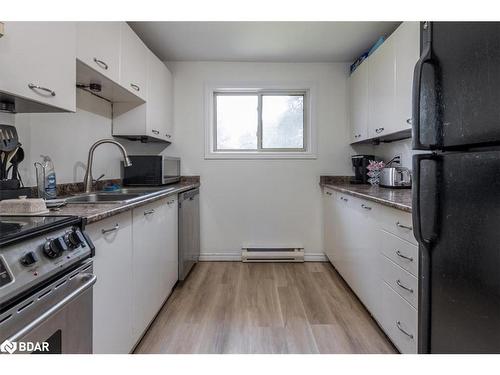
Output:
[{"xmin": 0, "ymin": 260, "xmax": 95, "ymax": 354}]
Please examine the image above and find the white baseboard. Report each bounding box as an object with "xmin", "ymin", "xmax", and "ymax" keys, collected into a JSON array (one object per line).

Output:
[{"xmin": 199, "ymin": 252, "xmax": 328, "ymax": 262}]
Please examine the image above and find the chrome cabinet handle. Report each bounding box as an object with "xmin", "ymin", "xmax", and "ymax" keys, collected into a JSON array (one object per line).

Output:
[
  {"xmin": 144, "ymin": 209, "xmax": 155, "ymax": 216},
  {"xmin": 406, "ymin": 118, "xmax": 412, "ymax": 125},
  {"xmin": 93, "ymin": 58, "xmax": 109, "ymax": 70},
  {"xmin": 396, "ymin": 279, "xmax": 414, "ymax": 293},
  {"xmin": 152, "ymin": 129, "xmax": 160, "ymax": 135},
  {"xmin": 340, "ymin": 196, "xmax": 348, "ymax": 202},
  {"xmin": 396, "ymin": 250, "xmax": 413, "ymax": 262},
  {"xmin": 361, "ymin": 204, "xmax": 372, "ymax": 210},
  {"xmin": 28, "ymin": 83, "xmax": 55, "ymax": 97},
  {"xmin": 101, "ymin": 224, "xmax": 119, "ymax": 234},
  {"xmin": 130, "ymin": 83, "xmax": 140, "ymax": 91},
  {"xmin": 166, "ymin": 134, "xmax": 172, "ymax": 139},
  {"xmin": 375, "ymin": 127, "xmax": 385, "ymax": 134},
  {"xmin": 325, "ymin": 191, "xmax": 332, "ymax": 196},
  {"xmin": 167, "ymin": 199, "xmax": 176, "ymax": 205},
  {"xmin": 396, "ymin": 221, "xmax": 413, "ymax": 230},
  {"xmin": 396, "ymin": 321, "xmax": 414, "ymax": 339}
]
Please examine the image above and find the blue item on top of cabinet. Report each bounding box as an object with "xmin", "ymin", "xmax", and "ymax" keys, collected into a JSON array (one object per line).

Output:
[{"xmin": 368, "ymin": 36, "xmax": 386, "ymax": 56}]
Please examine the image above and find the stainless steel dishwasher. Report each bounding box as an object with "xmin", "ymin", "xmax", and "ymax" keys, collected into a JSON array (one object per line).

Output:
[{"xmin": 178, "ymin": 188, "xmax": 200, "ymax": 280}]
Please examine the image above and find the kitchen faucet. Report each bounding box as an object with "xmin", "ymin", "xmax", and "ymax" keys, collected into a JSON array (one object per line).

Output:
[{"xmin": 83, "ymin": 139, "xmax": 132, "ymax": 193}]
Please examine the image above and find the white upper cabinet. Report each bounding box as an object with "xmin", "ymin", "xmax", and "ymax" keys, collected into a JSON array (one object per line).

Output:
[
  {"xmin": 368, "ymin": 35, "xmax": 396, "ymax": 139},
  {"xmin": 394, "ymin": 21, "xmax": 420, "ymax": 131},
  {"xmin": 119, "ymin": 23, "xmax": 147, "ymax": 101},
  {"xmin": 0, "ymin": 22, "xmax": 76, "ymax": 112},
  {"xmin": 113, "ymin": 49, "xmax": 174, "ymax": 142},
  {"xmin": 77, "ymin": 22, "xmax": 121, "ymax": 83},
  {"xmin": 349, "ymin": 22, "xmax": 419, "ymax": 143},
  {"xmin": 349, "ymin": 61, "xmax": 369, "ymax": 142}
]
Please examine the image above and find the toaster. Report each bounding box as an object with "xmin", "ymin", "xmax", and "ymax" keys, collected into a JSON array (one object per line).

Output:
[{"xmin": 379, "ymin": 167, "xmax": 412, "ymax": 188}]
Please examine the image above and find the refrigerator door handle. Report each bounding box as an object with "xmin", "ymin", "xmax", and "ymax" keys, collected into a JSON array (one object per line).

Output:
[
  {"xmin": 412, "ymin": 21, "xmax": 434, "ymax": 150},
  {"xmin": 412, "ymin": 153, "xmax": 437, "ymax": 247}
]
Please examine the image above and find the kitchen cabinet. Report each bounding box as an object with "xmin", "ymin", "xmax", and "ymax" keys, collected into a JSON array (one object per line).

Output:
[
  {"xmin": 113, "ymin": 49, "xmax": 174, "ymax": 142},
  {"xmin": 322, "ymin": 188, "xmax": 418, "ymax": 353},
  {"xmin": 119, "ymin": 23, "xmax": 148, "ymax": 101},
  {"xmin": 88, "ymin": 211, "xmax": 135, "ymax": 354},
  {"xmin": 348, "ymin": 21, "xmax": 419, "ymax": 143},
  {"xmin": 132, "ymin": 197, "xmax": 178, "ymax": 341},
  {"xmin": 76, "ymin": 22, "xmax": 121, "ymax": 84},
  {"xmin": 348, "ymin": 60, "xmax": 369, "ymax": 142},
  {"xmin": 0, "ymin": 22, "xmax": 76, "ymax": 112},
  {"xmin": 368, "ymin": 35, "xmax": 396, "ymax": 139},
  {"xmin": 393, "ymin": 21, "xmax": 420, "ymax": 132}
]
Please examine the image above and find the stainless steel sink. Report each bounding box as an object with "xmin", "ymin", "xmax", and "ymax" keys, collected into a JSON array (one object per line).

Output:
[
  {"xmin": 65, "ymin": 193, "xmax": 145, "ymax": 204},
  {"xmin": 65, "ymin": 186, "xmax": 177, "ymax": 204}
]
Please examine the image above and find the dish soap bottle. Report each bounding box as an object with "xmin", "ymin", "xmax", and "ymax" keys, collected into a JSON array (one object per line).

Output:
[{"xmin": 41, "ymin": 155, "xmax": 57, "ymax": 200}]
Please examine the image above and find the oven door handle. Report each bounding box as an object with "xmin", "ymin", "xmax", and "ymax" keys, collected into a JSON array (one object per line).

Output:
[{"xmin": 7, "ymin": 274, "xmax": 97, "ymax": 343}]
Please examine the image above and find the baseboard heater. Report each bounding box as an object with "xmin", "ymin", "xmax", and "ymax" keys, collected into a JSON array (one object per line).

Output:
[{"xmin": 241, "ymin": 247, "xmax": 305, "ymax": 262}]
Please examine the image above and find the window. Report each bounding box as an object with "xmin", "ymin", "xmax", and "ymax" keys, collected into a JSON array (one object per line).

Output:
[{"xmin": 206, "ymin": 86, "xmax": 316, "ymax": 159}]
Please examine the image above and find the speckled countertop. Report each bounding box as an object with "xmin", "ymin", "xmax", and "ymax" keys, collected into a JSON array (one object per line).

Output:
[
  {"xmin": 320, "ymin": 176, "xmax": 412, "ymax": 213},
  {"xmin": 47, "ymin": 181, "xmax": 200, "ymax": 224}
]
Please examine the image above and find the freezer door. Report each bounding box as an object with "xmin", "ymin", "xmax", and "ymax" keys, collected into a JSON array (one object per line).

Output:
[
  {"xmin": 413, "ymin": 151, "xmax": 500, "ymax": 353},
  {"xmin": 413, "ymin": 22, "xmax": 500, "ymax": 150}
]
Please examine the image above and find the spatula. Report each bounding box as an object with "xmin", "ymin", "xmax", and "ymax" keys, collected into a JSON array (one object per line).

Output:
[{"xmin": 0, "ymin": 124, "xmax": 19, "ymax": 152}]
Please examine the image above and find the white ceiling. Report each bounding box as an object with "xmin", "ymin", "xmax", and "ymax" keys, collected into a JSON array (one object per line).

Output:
[{"xmin": 129, "ymin": 22, "xmax": 400, "ymax": 63}]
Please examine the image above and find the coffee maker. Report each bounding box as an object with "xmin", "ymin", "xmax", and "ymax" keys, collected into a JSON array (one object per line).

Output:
[{"xmin": 350, "ymin": 155, "xmax": 374, "ymax": 184}]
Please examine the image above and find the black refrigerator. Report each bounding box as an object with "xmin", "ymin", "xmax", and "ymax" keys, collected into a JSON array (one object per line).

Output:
[{"xmin": 412, "ymin": 22, "xmax": 500, "ymax": 353}]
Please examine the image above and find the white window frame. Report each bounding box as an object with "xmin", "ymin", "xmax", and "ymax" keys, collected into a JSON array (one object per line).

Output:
[{"xmin": 204, "ymin": 82, "xmax": 317, "ymax": 159}]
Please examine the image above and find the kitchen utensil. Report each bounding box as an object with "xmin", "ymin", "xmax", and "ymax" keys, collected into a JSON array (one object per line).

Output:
[
  {"xmin": 0, "ymin": 124, "xmax": 19, "ymax": 152},
  {"xmin": 8, "ymin": 146, "xmax": 24, "ymax": 183},
  {"xmin": 2, "ymin": 146, "xmax": 19, "ymax": 179}
]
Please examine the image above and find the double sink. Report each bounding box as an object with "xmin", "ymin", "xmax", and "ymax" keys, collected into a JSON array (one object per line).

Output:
[{"xmin": 66, "ymin": 187, "xmax": 177, "ymax": 204}]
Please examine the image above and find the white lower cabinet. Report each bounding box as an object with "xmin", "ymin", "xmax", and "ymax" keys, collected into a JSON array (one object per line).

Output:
[
  {"xmin": 90, "ymin": 196, "xmax": 179, "ymax": 353},
  {"xmin": 88, "ymin": 211, "xmax": 135, "ymax": 354},
  {"xmin": 132, "ymin": 197, "xmax": 178, "ymax": 340},
  {"xmin": 323, "ymin": 188, "xmax": 418, "ymax": 353}
]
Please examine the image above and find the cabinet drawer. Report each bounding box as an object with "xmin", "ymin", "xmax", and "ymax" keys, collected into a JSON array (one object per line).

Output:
[
  {"xmin": 381, "ymin": 254, "xmax": 418, "ymax": 308},
  {"xmin": 380, "ymin": 206, "xmax": 417, "ymax": 245},
  {"xmin": 380, "ymin": 230, "xmax": 418, "ymax": 277},
  {"xmin": 381, "ymin": 282, "xmax": 417, "ymax": 354}
]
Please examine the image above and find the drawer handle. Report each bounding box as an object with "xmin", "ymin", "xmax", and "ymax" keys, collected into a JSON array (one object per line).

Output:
[
  {"xmin": 406, "ymin": 118, "xmax": 412, "ymax": 125},
  {"xmin": 340, "ymin": 197, "xmax": 348, "ymax": 202},
  {"xmin": 166, "ymin": 134, "xmax": 172, "ymax": 139},
  {"xmin": 101, "ymin": 224, "xmax": 119, "ymax": 234},
  {"xmin": 144, "ymin": 209, "xmax": 155, "ymax": 216},
  {"xmin": 396, "ymin": 279, "xmax": 414, "ymax": 293},
  {"xmin": 28, "ymin": 83, "xmax": 56, "ymax": 97},
  {"xmin": 130, "ymin": 83, "xmax": 140, "ymax": 91},
  {"xmin": 396, "ymin": 221, "xmax": 413, "ymax": 230},
  {"xmin": 375, "ymin": 127, "xmax": 385, "ymax": 134},
  {"xmin": 396, "ymin": 321, "xmax": 414, "ymax": 339},
  {"xmin": 93, "ymin": 58, "xmax": 109, "ymax": 70},
  {"xmin": 167, "ymin": 199, "xmax": 176, "ymax": 205},
  {"xmin": 152, "ymin": 129, "xmax": 160, "ymax": 135},
  {"xmin": 396, "ymin": 250, "xmax": 414, "ymax": 262},
  {"xmin": 326, "ymin": 191, "xmax": 332, "ymax": 196},
  {"xmin": 361, "ymin": 204, "xmax": 372, "ymax": 210}
]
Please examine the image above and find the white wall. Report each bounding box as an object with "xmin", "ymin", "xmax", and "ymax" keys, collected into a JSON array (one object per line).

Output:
[
  {"xmin": 163, "ymin": 61, "xmax": 363, "ymax": 259},
  {"xmin": 14, "ymin": 90, "xmax": 167, "ymax": 187},
  {"xmin": 370, "ymin": 138, "xmax": 413, "ymax": 169}
]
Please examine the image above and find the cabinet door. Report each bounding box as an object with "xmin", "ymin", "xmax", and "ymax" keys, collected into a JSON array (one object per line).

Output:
[
  {"xmin": 163, "ymin": 196, "xmax": 179, "ymax": 298},
  {"xmin": 323, "ymin": 189, "xmax": 336, "ymax": 262},
  {"xmin": 394, "ymin": 22, "xmax": 420, "ymax": 131},
  {"xmin": 349, "ymin": 61, "xmax": 369, "ymax": 142},
  {"xmin": 146, "ymin": 51, "xmax": 174, "ymax": 142},
  {"xmin": 368, "ymin": 36, "xmax": 396, "ymax": 138},
  {"xmin": 0, "ymin": 22, "xmax": 76, "ymax": 112},
  {"xmin": 77, "ymin": 22, "xmax": 121, "ymax": 83},
  {"xmin": 120, "ymin": 23, "xmax": 147, "ymax": 101},
  {"xmin": 88, "ymin": 212, "xmax": 134, "ymax": 354}
]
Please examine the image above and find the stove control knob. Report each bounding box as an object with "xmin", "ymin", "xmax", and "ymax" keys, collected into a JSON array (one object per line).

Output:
[
  {"xmin": 64, "ymin": 229, "xmax": 85, "ymax": 249},
  {"xmin": 43, "ymin": 237, "xmax": 68, "ymax": 258},
  {"xmin": 20, "ymin": 251, "xmax": 38, "ymax": 267}
]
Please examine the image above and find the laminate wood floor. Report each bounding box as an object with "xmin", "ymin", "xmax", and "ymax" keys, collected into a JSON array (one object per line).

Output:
[{"xmin": 134, "ymin": 262, "xmax": 397, "ymax": 354}]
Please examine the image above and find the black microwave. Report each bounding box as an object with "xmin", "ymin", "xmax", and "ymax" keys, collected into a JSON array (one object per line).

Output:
[{"xmin": 122, "ymin": 156, "xmax": 180, "ymax": 186}]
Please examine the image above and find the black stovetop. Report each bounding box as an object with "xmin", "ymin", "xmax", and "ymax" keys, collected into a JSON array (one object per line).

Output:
[{"xmin": 0, "ymin": 216, "xmax": 81, "ymax": 246}]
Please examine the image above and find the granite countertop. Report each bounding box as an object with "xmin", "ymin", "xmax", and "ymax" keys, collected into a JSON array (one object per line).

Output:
[
  {"xmin": 47, "ymin": 181, "xmax": 200, "ymax": 224},
  {"xmin": 320, "ymin": 176, "xmax": 412, "ymax": 213}
]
